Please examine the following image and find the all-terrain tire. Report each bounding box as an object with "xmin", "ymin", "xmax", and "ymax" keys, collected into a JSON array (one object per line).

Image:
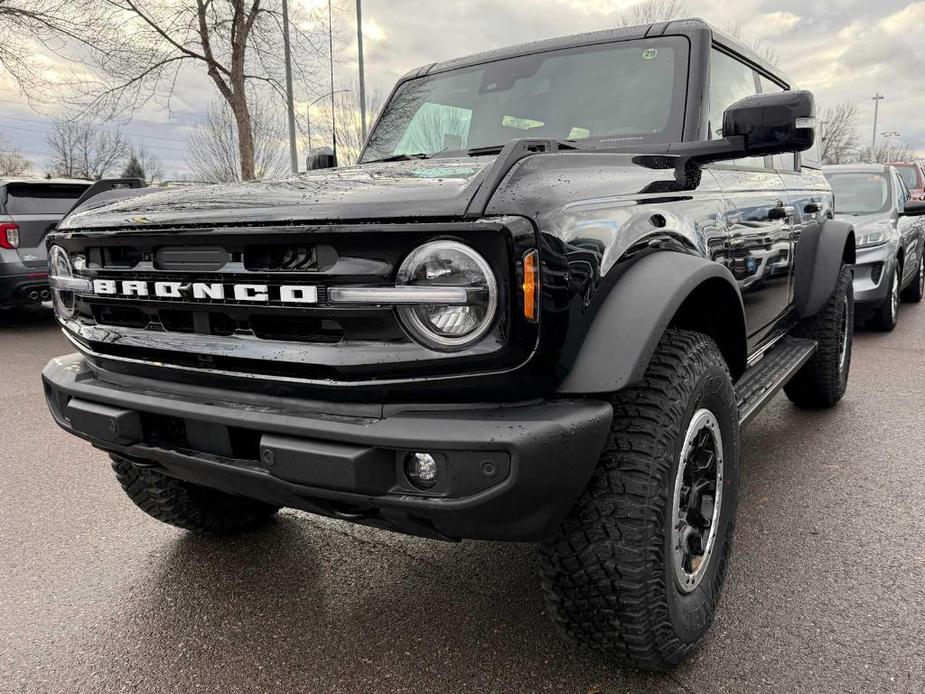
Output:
[
  {"xmin": 538, "ymin": 330, "xmax": 741, "ymax": 671},
  {"xmin": 867, "ymin": 263, "xmax": 899, "ymax": 331},
  {"xmin": 784, "ymin": 265, "xmax": 853, "ymax": 409},
  {"xmin": 112, "ymin": 455, "xmax": 280, "ymax": 534},
  {"xmin": 900, "ymin": 251, "xmax": 924, "ymax": 303}
]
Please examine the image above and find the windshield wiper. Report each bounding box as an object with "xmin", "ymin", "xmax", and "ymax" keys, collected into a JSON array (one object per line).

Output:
[
  {"xmin": 467, "ymin": 140, "xmax": 581, "ymax": 157},
  {"xmin": 371, "ymin": 152, "xmax": 431, "ymax": 163}
]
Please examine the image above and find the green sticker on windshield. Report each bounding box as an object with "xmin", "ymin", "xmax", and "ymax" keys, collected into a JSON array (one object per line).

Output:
[{"xmin": 642, "ymin": 48, "xmax": 658, "ymax": 60}]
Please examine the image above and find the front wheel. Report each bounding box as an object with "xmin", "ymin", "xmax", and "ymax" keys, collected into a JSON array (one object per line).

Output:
[
  {"xmin": 900, "ymin": 252, "xmax": 924, "ymax": 303},
  {"xmin": 868, "ymin": 264, "xmax": 899, "ymax": 331},
  {"xmin": 538, "ymin": 330, "xmax": 740, "ymax": 670},
  {"xmin": 112, "ymin": 456, "xmax": 281, "ymax": 534}
]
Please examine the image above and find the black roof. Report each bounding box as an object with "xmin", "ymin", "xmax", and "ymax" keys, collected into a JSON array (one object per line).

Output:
[{"xmin": 401, "ymin": 18, "xmax": 791, "ymax": 87}]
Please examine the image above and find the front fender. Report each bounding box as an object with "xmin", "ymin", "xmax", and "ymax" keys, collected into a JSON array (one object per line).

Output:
[
  {"xmin": 556, "ymin": 251, "xmax": 746, "ymax": 395},
  {"xmin": 793, "ymin": 219, "xmax": 856, "ymax": 318}
]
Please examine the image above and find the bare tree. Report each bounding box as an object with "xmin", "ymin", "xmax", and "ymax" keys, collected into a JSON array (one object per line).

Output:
[
  {"xmin": 0, "ymin": 1, "xmax": 100, "ymax": 104},
  {"xmin": 187, "ymin": 97, "xmax": 287, "ymax": 182},
  {"xmin": 857, "ymin": 140, "xmax": 918, "ymax": 165},
  {"xmin": 614, "ymin": 0, "xmax": 689, "ymax": 26},
  {"xmin": 311, "ymin": 86, "xmax": 385, "ymax": 165},
  {"xmin": 0, "ymin": 133, "xmax": 30, "ymax": 176},
  {"xmin": 4, "ymin": 1, "xmax": 338, "ymax": 180},
  {"xmin": 46, "ymin": 119, "xmax": 128, "ymax": 179},
  {"xmin": 818, "ymin": 102, "xmax": 860, "ymax": 165}
]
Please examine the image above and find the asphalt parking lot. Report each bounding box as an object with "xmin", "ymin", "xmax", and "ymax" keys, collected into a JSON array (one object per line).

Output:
[{"xmin": 1, "ymin": 304, "xmax": 924, "ymax": 694}]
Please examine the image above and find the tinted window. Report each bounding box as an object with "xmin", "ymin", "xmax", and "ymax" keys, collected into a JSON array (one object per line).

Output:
[
  {"xmin": 4, "ymin": 184, "xmax": 89, "ymax": 215},
  {"xmin": 709, "ymin": 49, "xmax": 764, "ymax": 168},
  {"xmin": 825, "ymin": 172, "xmax": 891, "ymax": 215},
  {"xmin": 895, "ymin": 165, "xmax": 919, "ymax": 190},
  {"xmin": 363, "ymin": 37, "xmax": 690, "ymax": 161}
]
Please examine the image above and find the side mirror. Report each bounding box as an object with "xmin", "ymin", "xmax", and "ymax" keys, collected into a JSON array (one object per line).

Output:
[
  {"xmin": 900, "ymin": 200, "xmax": 925, "ymax": 217},
  {"xmin": 306, "ymin": 146, "xmax": 337, "ymax": 171},
  {"xmin": 722, "ymin": 90, "xmax": 816, "ymax": 157}
]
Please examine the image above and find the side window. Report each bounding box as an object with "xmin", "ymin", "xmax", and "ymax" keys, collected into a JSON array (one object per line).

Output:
[
  {"xmin": 758, "ymin": 75, "xmax": 796, "ymax": 173},
  {"xmin": 895, "ymin": 171, "xmax": 910, "ymax": 211},
  {"xmin": 709, "ymin": 49, "xmax": 765, "ymax": 169}
]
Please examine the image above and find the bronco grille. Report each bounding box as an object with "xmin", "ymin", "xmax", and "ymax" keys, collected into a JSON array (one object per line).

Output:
[{"xmin": 50, "ymin": 221, "xmax": 534, "ymax": 384}]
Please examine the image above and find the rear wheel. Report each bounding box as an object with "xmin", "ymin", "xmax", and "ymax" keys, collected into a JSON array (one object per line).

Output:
[
  {"xmin": 868, "ymin": 264, "xmax": 899, "ymax": 331},
  {"xmin": 112, "ymin": 455, "xmax": 280, "ymax": 534},
  {"xmin": 539, "ymin": 330, "xmax": 740, "ymax": 670},
  {"xmin": 900, "ymin": 252, "xmax": 924, "ymax": 303},
  {"xmin": 784, "ymin": 265, "xmax": 853, "ymax": 409}
]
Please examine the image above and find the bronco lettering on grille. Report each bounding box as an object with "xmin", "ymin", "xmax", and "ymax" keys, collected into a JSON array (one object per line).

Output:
[{"xmin": 91, "ymin": 279, "xmax": 319, "ymax": 304}]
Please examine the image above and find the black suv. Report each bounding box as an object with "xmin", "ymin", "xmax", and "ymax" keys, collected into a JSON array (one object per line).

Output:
[{"xmin": 42, "ymin": 20, "xmax": 856, "ymax": 669}]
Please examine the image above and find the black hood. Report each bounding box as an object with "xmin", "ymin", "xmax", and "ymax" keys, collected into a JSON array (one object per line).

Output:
[
  {"xmin": 59, "ymin": 152, "xmax": 680, "ymax": 231},
  {"xmin": 59, "ymin": 158, "xmax": 495, "ymax": 230}
]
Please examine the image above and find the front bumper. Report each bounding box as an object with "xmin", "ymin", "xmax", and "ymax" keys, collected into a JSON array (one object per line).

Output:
[
  {"xmin": 43, "ymin": 354, "xmax": 613, "ymax": 542},
  {"xmin": 852, "ymin": 243, "xmax": 895, "ymax": 308}
]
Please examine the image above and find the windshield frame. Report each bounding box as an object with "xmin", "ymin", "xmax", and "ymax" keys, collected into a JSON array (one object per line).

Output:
[{"xmin": 360, "ymin": 36, "xmax": 692, "ymax": 164}]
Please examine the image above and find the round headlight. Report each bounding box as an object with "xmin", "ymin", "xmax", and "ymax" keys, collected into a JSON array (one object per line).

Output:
[
  {"xmin": 396, "ymin": 241, "xmax": 498, "ymax": 351},
  {"xmin": 49, "ymin": 245, "xmax": 76, "ymax": 319}
]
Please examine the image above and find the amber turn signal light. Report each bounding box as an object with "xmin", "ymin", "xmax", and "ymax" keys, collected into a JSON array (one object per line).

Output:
[{"xmin": 522, "ymin": 250, "xmax": 540, "ymax": 322}]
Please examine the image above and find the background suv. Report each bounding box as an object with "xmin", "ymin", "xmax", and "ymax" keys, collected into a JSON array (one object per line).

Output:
[
  {"xmin": 0, "ymin": 178, "xmax": 91, "ymax": 308},
  {"xmin": 825, "ymin": 163, "xmax": 925, "ymax": 330}
]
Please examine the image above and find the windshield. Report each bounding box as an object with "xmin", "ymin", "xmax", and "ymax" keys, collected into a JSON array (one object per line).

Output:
[
  {"xmin": 3, "ymin": 183, "xmax": 90, "ymax": 215},
  {"xmin": 361, "ymin": 37, "xmax": 689, "ymax": 162},
  {"xmin": 825, "ymin": 172, "xmax": 891, "ymax": 215},
  {"xmin": 894, "ymin": 165, "xmax": 920, "ymax": 190}
]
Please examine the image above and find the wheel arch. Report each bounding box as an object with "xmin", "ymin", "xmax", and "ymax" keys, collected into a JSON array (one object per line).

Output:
[
  {"xmin": 793, "ymin": 219, "xmax": 856, "ymax": 318},
  {"xmin": 556, "ymin": 251, "xmax": 747, "ymax": 395}
]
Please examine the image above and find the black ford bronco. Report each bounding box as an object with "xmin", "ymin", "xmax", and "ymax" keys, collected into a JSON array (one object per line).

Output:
[{"xmin": 43, "ymin": 19, "xmax": 855, "ymax": 669}]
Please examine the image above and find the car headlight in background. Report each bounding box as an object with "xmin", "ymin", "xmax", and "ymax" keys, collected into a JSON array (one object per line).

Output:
[
  {"xmin": 48, "ymin": 246, "xmax": 90, "ymax": 319},
  {"xmin": 856, "ymin": 222, "xmax": 890, "ymax": 248},
  {"xmin": 396, "ymin": 240, "xmax": 498, "ymax": 351}
]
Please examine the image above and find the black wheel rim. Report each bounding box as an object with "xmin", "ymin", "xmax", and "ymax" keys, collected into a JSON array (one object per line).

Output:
[{"xmin": 671, "ymin": 409, "xmax": 724, "ymax": 594}]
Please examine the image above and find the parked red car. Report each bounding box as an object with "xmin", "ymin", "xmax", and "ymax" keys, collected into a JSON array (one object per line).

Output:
[{"xmin": 889, "ymin": 161, "xmax": 925, "ymax": 200}]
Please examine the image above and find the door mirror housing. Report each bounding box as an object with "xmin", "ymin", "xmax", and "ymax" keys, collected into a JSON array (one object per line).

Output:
[
  {"xmin": 671, "ymin": 90, "xmax": 817, "ymax": 167},
  {"xmin": 306, "ymin": 146, "xmax": 337, "ymax": 171},
  {"xmin": 900, "ymin": 200, "xmax": 925, "ymax": 217},
  {"xmin": 722, "ymin": 90, "xmax": 816, "ymax": 157}
]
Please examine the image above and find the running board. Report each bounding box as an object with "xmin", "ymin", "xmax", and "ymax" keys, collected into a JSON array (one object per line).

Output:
[{"xmin": 735, "ymin": 337, "xmax": 817, "ymax": 426}]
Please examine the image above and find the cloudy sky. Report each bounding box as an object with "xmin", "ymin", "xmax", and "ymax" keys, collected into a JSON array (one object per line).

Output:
[{"xmin": 1, "ymin": 0, "xmax": 924, "ymax": 176}]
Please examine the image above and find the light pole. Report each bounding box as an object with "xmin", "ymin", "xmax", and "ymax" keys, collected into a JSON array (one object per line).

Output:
[
  {"xmin": 356, "ymin": 0, "xmax": 367, "ymax": 141},
  {"xmin": 328, "ymin": 0, "xmax": 337, "ymax": 162},
  {"xmin": 282, "ymin": 0, "xmax": 299, "ymax": 174},
  {"xmin": 871, "ymin": 93, "xmax": 885, "ymax": 158},
  {"xmin": 306, "ymin": 89, "xmax": 350, "ymax": 154}
]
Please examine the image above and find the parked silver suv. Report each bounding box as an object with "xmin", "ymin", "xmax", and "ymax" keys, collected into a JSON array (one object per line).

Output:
[{"xmin": 0, "ymin": 178, "xmax": 91, "ymax": 308}]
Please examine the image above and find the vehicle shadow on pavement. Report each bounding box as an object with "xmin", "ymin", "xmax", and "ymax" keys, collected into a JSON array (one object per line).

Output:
[
  {"xmin": 70, "ymin": 514, "xmax": 684, "ymax": 693},
  {"xmin": 0, "ymin": 304, "xmax": 56, "ymax": 329}
]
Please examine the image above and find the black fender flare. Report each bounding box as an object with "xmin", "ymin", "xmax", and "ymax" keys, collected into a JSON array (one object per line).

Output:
[
  {"xmin": 793, "ymin": 218, "xmax": 856, "ymax": 318},
  {"xmin": 556, "ymin": 251, "xmax": 747, "ymax": 395}
]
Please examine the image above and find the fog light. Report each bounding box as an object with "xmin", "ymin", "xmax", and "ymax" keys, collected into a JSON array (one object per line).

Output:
[{"xmin": 405, "ymin": 452, "xmax": 438, "ymax": 489}]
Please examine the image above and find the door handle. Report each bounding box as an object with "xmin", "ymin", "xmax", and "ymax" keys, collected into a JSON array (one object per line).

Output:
[{"xmin": 768, "ymin": 205, "xmax": 795, "ymax": 221}]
